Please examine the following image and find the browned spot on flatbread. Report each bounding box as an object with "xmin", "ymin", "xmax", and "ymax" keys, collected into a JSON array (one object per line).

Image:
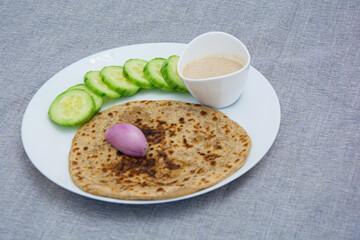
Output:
[
  {"xmin": 165, "ymin": 160, "xmax": 181, "ymax": 170},
  {"xmin": 72, "ymin": 147, "xmax": 79, "ymax": 152},
  {"xmin": 138, "ymin": 125, "xmax": 165, "ymax": 145},
  {"xmin": 102, "ymin": 154, "xmax": 157, "ymax": 179},
  {"xmin": 204, "ymin": 153, "xmax": 221, "ymax": 162},
  {"xmin": 182, "ymin": 137, "xmax": 194, "ymax": 148},
  {"xmin": 157, "ymin": 187, "xmax": 165, "ymax": 192},
  {"xmin": 213, "ymin": 144, "xmax": 222, "ymax": 149},
  {"xmin": 200, "ymin": 110, "xmax": 207, "ymax": 116}
]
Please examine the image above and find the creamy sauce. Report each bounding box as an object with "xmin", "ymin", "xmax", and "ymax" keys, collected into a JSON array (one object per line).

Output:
[{"xmin": 183, "ymin": 55, "xmax": 244, "ymax": 79}]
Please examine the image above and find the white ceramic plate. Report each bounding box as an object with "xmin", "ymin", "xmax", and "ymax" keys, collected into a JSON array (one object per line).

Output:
[{"xmin": 21, "ymin": 43, "xmax": 281, "ymax": 204}]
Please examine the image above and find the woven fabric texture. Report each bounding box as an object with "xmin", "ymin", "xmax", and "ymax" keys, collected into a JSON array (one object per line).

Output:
[{"xmin": 0, "ymin": 0, "xmax": 359, "ymax": 239}]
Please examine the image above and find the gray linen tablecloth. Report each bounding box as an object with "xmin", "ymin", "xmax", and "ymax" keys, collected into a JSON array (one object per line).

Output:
[{"xmin": 1, "ymin": 0, "xmax": 359, "ymax": 239}]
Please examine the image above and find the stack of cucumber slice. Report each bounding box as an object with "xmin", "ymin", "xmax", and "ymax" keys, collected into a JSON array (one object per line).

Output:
[{"xmin": 48, "ymin": 55, "xmax": 188, "ymax": 127}]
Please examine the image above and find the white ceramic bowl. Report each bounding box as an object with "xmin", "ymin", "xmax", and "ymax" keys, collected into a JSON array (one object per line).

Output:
[{"xmin": 178, "ymin": 32, "xmax": 251, "ymax": 108}]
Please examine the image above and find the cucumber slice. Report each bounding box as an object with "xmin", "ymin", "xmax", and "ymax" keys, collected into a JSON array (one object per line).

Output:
[
  {"xmin": 161, "ymin": 55, "xmax": 188, "ymax": 93},
  {"xmin": 67, "ymin": 84, "xmax": 103, "ymax": 113},
  {"xmin": 84, "ymin": 71, "xmax": 121, "ymax": 98},
  {"xmin": 100, "ymin": 66, "xmax": 141, "ymax": 96},
  {"xmin": 123, "ymin": 59, "xmax": 154, "ymax": 89},
  {"xmin": 143, "ymin": 58, "xmax": 175, "ymax": 92},
  {"xmin": 48, "ymin": 89, "xmax": 96, "ymax": 127}
]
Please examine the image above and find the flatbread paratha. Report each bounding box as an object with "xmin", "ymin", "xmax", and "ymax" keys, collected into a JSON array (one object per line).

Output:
[{"xmin": 69, "ymin": 100, "xmax": 251, "ymax": 200}]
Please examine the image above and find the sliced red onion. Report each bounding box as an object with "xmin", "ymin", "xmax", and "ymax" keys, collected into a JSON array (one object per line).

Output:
[{"xmin": 105, "ymin": 123, "xmax": 148, "ymax": 157}]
